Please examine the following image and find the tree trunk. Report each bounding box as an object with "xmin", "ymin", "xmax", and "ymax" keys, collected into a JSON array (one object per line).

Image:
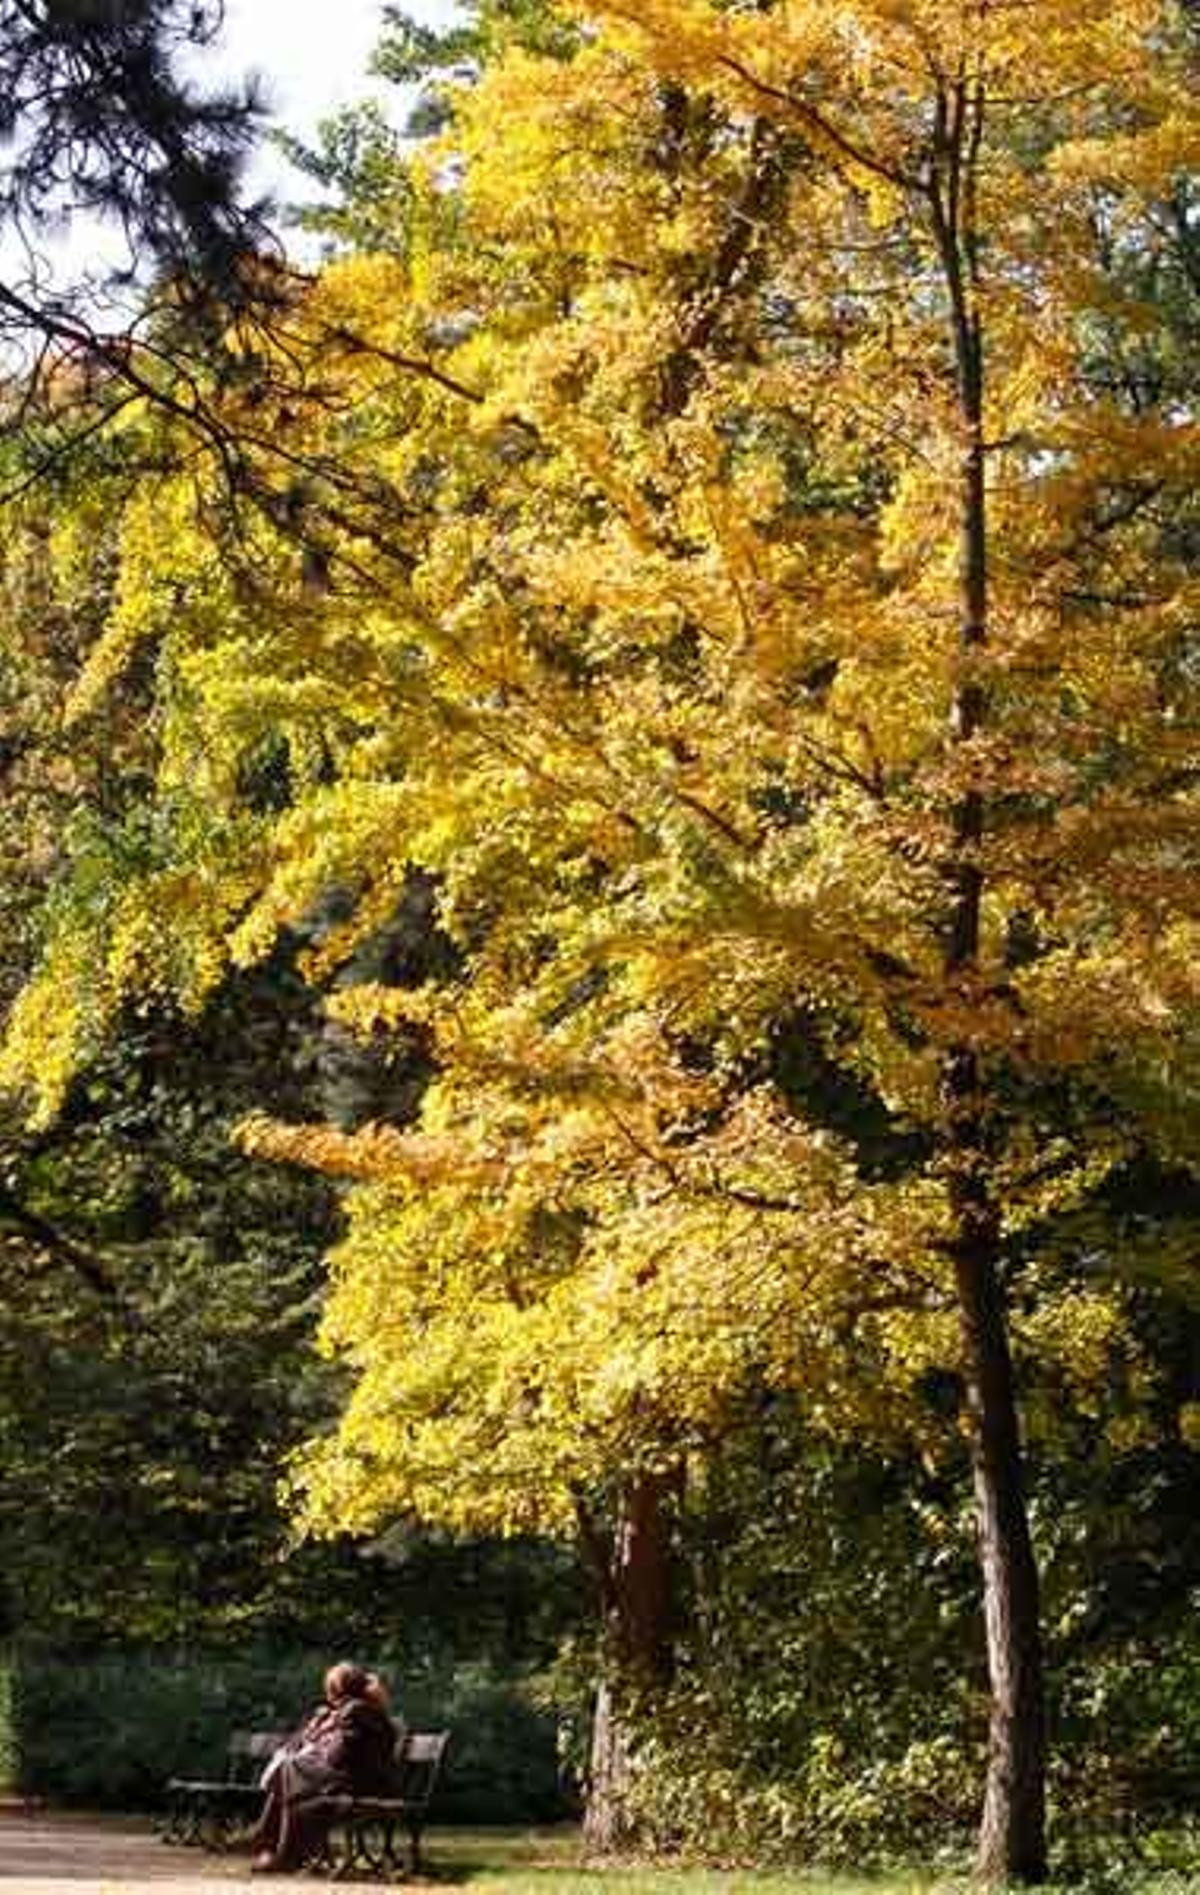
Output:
[
  {"xmin": 931, "ymin": 82, "xmax": 1049, "ymax": 1882},
  {"xmin": 581, "ymin": 1471, "xmax": 676, "ymax": 1854},
  {"xmin": 584, "ymin": 1676, "xmax": 635, "ymax": 1855},
  {"xmin": 944, "ymin": 1059, "xmax": 1047, "ymax": 1882},
  {"xmin": 952, "ymin": 1199, "xmax": 1047, "ymax": 1883}
]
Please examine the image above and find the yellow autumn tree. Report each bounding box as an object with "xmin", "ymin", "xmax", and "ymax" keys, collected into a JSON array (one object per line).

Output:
[{"xmin": 3, "ymin": 0, "xmax": 1198, "ymax": 1878}]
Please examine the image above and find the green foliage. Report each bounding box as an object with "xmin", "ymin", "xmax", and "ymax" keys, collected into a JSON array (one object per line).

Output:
[
  {"xmin": 628, "ymin": 1721, "xmax": 978, "ymax": 1872},
  {"xmin": 7, "ymin": 1645, "xmax": 569, "ymax": 1823},
  {"xmin": 374, "ymin": 1, "xmax": 576, "ymax": 84},
  {"xmin": 0, "ymin": 1656, "xmax": 14, "ymax": 1791},
  {"xmin": 0, "ymin": 958, "xmax": 339, "ymax": 1647},
  {"xmin": 611, "ymin": 1414, "xmax": 982, "ymax": 1865},
  {"xmin": 401, "ymin": 1660, "xmax": 569, "ymax": 1825},
  {"xmin": 589, "ymin": 1386, "xmax": 1200, "ymax": 1866},
  {"xmin": 374, "ymin": 6, "xmax": 486, "ymax": 82},
  {"xmin": 1052, "ymin": 1630, "xmax": 1200, "ymax": 1844},
  {"xmin": 276, "ymin": 105, "xmax": 416, "ymax": 257}
]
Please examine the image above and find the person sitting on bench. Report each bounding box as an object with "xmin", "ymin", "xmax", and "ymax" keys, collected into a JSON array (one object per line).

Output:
[{"xmin": 251, "ymin": 1661, "xmax": 399, "ymax": 1873}]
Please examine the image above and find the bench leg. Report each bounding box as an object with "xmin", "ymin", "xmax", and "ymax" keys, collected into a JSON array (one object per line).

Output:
[
  {"xmin": 160, "ymin": 1794, "xmax": 194, "ymax": 1846},
  {"xmin": 306, "ymin": 1828, "xmax": 336, "ymax": 1877},
  {"xmin": 346, "ymin": 1817, "xmax": 399, "ymax": 1878},
  {"xmin": 306, "ymin": 1810, "xmax": 418, "ymax": 1880},
  {"xmin": 168, "ymin": 1792, "xmax": 223, "ymax": 1850}
]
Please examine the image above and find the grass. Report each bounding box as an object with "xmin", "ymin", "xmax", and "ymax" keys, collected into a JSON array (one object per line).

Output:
[
  {"xmin": 424, "ymin": 1832, "xmax": 949, "ymax": 1891},
  {"xmin": 15, "ymin": 1810, "xmax": 1200, "ymax": 1895},
  {"xmin": 418, "ymin": 1828, "xmax": 1200, "ymax": 1894}
]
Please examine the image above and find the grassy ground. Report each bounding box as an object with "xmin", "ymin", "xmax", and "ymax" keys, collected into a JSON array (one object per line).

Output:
[
  {"xmin": 2, "ymin": 1812, "xmax": 1197, "ymax": 1893},
  {"xmin": 438, "ymin": 1875, "xmax": 947, "ymax": 1894},
  {"xmin": 425, "ymin": 1832, "xmax": 948, "ymax": 1892},
  {"xmin": 420, "ymin": 1829, "xmax": 1199, "ymax": 1893}
]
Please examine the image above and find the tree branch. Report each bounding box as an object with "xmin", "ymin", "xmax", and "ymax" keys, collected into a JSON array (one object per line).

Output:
[{"xmin": 0, "ymin": 1187, "xmax": 119, "ymax": 1299}]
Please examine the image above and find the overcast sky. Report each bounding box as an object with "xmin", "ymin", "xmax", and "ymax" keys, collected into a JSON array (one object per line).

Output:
[
  {"xmin": 216, "ymin": 0, "xmax": 461, "ymax": 181},
  {"xmin": 212, "ymin": 0, "xmax": 462, "ymax": 199},
  {"xmin": 0, "ymin": 0, "xmax": 461, "ymax": 299}
]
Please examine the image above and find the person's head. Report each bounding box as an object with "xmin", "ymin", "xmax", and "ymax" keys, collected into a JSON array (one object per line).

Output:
[
  {"xmin": 364, "ymin": 1672, "xmax": 391, "ymax": 1712},
  {"xmin": 324, "ymin": 1661, "xmax": 370, "ymax": 1705}
]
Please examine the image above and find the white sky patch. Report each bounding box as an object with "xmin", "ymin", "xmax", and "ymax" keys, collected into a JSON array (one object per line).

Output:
[
  {"xmin": 0, "ymin": 0, "xmax": 462, "ymax": 302},
  {"xmin": 215, "ymin": 0, "xmax": 462, "ymax": 198}
]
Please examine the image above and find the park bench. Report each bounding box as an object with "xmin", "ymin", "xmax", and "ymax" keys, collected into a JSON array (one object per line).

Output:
[
  {"xmin": 164, "ymin": 1725, "xmax": 450, "ymax": 1875},
  {"xmin": 164, "ymin": 1728, "xmax": 288, "ymax": 1848},
  {"xmin": 310, "ymin": 1729, "xmax": 451, "ymax": 1877}
]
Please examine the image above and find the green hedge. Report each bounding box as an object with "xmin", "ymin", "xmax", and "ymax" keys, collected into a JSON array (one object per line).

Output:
[
  {"xmin": 7, "ymin": 1645, "xmax": 569, "ymax": 1822},
  {"xmin": 0, "ymin": 1656, "xmax": 15, "ymax": 1791}
]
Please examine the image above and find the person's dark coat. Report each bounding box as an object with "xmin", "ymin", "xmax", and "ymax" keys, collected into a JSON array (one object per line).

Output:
[
  {"xmin": 290, "ymin": 1697, "xmax": 398, "ymax": 1795},
  {"xmin": 253, "ymin": 1697, "xmax": 400, "ymax": 1869}
]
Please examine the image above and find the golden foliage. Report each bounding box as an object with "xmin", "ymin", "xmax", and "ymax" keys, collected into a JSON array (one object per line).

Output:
[{"xmin": 2, "ymin": 0, "xmax": 1197, "ymax": 1531}]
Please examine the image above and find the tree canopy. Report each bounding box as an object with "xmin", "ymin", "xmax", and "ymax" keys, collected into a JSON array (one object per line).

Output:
[{"xmin": 1, "ymin": 1, "xmax": 1198, "ymax": 1882}]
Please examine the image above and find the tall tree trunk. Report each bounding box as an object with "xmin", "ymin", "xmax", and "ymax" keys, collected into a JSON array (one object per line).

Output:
[
  {"xmin": 942, "ymin": 412, "xmax": 1048, "ymax": 1879},
  {"xmin": 580, "ymin": 1471, "xmax": 676, "ymax": 1854},
  {"xmin": 931, "ymin": 79, "xmax": 1048, "ymax": 1884},
  {"xmin": 585, "ymin": 1677, "xmax": 635, "ymax": 1855},
  {"xmin": 950, "ymin": 1167, "xmax": 1047, "ymax": 1883}
]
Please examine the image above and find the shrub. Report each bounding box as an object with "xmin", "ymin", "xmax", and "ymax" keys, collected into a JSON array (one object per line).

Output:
[
  {"xmin": 0, "ymin": 1654, "xmax": 15, "ymax": 1790},
  {"xmin": 626, "ymin": 1699, "xmax": 979, "ymax": 1868},
  {"xmin": 8, "ymin": 1643, "xmax": 569, "ymax": 1822}
]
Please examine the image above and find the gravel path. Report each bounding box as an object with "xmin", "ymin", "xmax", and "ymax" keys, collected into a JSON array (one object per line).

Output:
[{"xmin": 0, "ymin": 1811, "xmax": 316, "ymax": 1893}]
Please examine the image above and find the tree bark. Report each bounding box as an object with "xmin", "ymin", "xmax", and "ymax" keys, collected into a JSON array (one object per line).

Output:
[
  {"xmin": 944, "ymin": 1053, "xmax": 1047, "ymax": 1881},
  {"xmin": 584, "ymin": 1676, "xmax": 636, "ymax": 1855},
  {"xmin": 580, "ymin": 1471, "xmax": 676, "ymax": 1854},
  {"xmin": 942, "ymin": 427, "xmax": 1049, "ymax": 1879},
  {"xmin": 952, "ymin": 1186, "xmax": 1048, "ymax": 1883},
  {"xmin": 931, "ymin": 77, "xmax": 1048, "ymax": 1884}
]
